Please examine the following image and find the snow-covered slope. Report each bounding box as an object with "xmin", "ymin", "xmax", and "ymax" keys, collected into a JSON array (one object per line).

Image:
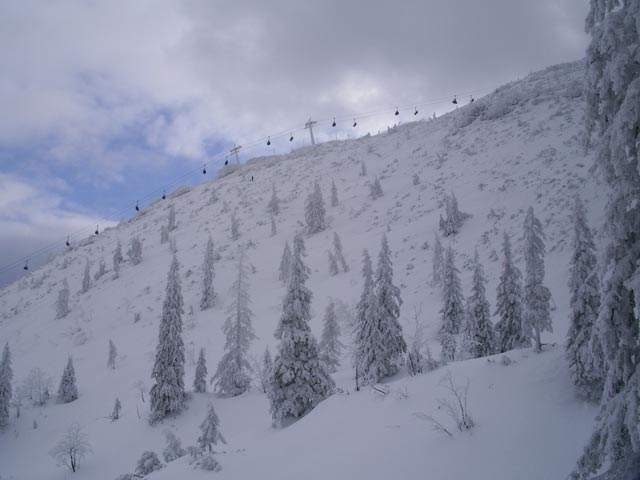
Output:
[{"xmin": 0, "ymin": 60, "xmax": 604, "ymax": 480}]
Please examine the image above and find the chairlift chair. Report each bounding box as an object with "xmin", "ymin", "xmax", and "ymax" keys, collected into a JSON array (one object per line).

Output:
[
  {"xmin": 267, "ymin": 136, "xmax": 271, "ymax": 146},
  {"xmin": 353, "ymin": 118, "xmax": 357, "ymax": 127},
  {"xmin": 23, "ymin": 260, "xmax": 28, "ymax": 271},
  {"xmin": 452, "ymin": 96, "xmax": 458, "ymax": 105},
  {"xmin": 289, "ymin": 133, "xmax": 294, "ymax": 142},
  {"xmin": 394, "ymin": 107, "xmax": 399, "ymax": 116},
  {"xmin": 95, "ymin": 226, "xmax": 99, "ymax": 236},
  {"xmin": 414, "ymin": 107, "xmax": 418, "ymax": 115},
  {"xmin": 202, "ymin": 164, "xmax": 207, "ymax": 175},
  {"xmin": 332, "ymin": 118, "xmax": 336, "ymax": 127}
]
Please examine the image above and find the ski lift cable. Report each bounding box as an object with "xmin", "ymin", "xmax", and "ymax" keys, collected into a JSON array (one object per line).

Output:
[{"xmin": 0, "ymin": 86, "xmax": 494, "ymax": 276}]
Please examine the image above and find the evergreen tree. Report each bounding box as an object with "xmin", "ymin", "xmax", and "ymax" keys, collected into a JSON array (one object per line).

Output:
[
  {"xmin": 212, "ymin": 248, "xmax": 256, "ymax": 396},
  {"xmin": 230, "ymin": 210, "xmax": 240, "ymax": 241},
  {"xmin": 162, "ymin": 430, "xmax": 186, "ymax": 462},
  {"xmin": 127, "ymin": 236, "xmax": 143, "ymax": 266},
  {"xmin": 440, "ymin": 192, "xmax": 464, "ymax": 236},
  {"xmin": 330, "ymin": 179, "xmax": 339, "ymax": 207},
  {"xmin": 107, "ymin": 339, "xmax": 117, "ymax": 369},
  {"xmin": 0, "ymin": 343, "xmax": 12, "ymax": 429},
  {"xmin": 55, "ymin": 278, "xmax": 70, "ymax": 320},
  {"xmin": 354, "ymin": 249, "xmax": 375, "ymax": 386},
  {"xmin": 81, "ymin": 259, "xmax": 91, "ymax": 294},
  {"xmin": 278, "ymin": 241, "xmax": 292, "ymax": 284},
  {"xmin": 94, "ymin": 258, "xmax": 106, "ymax": 281},
  {"xmin": 270, "ymin": 214, "xmax": 277, "ymax": 237},
  {"xmin": 135, "ymin": 451, "xmax": 163, "ymax": 476},
  {"xmin": 494, "ymin": 233, "xmax": 528, "ymax": 352},
  {"xmin": 522, "ymin": 207, "xmax": 552, "ymax": 352},
  {"xmin": 432, "ymin": 233, "xmax": 444, "ymax": 288},
  {"xmin": 113, "ymin": 239, "xmax": 123, "ymax": 278},
  {"xmin": 200, "ymin": 236, "xmax": 217, "ymax": 310},
  {"xmin": 372, "ymin": 235, "xmax": 406, "ymax": 375},
  {"xmin": 319, "ymin": 301, "xmax": 343, "ymax": 373},
  {"xmin": 267, "ymin": 183, "xmax": 280, "ymax": 215},
  {"xmin": 460, "ymin": 251, "xmax": 496, "ymax": 359},
  {"xmin": 198, "ymin": 402, "xmax": 226, "ymax": 453},
  {"xmin": 160, "ymin": 225, "xmax": 169, "ymax": 244},
  {"xmin": 566, "ymin": 197, "xmax": 603, "ymax": 402},
  {"xmin": 57, "ymin": 356, "xmax": 78, "ymax": 404},
  {"xmin": 333, "ymin": 232, "xmax": 349, "ymax": 272},
  {"xmin": 572, "ymin": 3, "xmax": 640, "ymax": 477},
  {"xmin": 360, "ymin": 160, "xmax": 367, "ymax": 177},
  {"xmin": 111, "ymin": 397, "xmax": 122, "ymax": 420},
  {"xmin": 150, "ymin": 255, "xmax": 185, "ymax": 422},
  {"xmin": 194, "ymin": 348, "xmax": 208, "ymax": 393},
  {"xmin": 369, "ymin": 176, "xmax": 383, "ymax": 199},
  {"xmin": 208, "ymin": 187, "xmax": 219, "ymax": 205},
  {"xmin": 167, "ymin": 205, "xmax": 176, "ymax": 231},
  {"xmin": 268, "ymin": 234, "xmax": 334, "ymax": 426},
  {"xmin": 439, "ymin": 246, "xmax": 464, "ymax": 361},
  {"xmin": 305, "ymin": 180, "xmax": 326, "ymax": 234},
  {"xmin": 327, "ymin": 250, "xmax": 339, "ymax": 276}
]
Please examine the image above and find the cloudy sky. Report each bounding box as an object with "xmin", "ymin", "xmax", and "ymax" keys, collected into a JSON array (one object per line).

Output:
[{"xmin": 0, "ymin": 0, "xmax": 588, "ymax": 285}]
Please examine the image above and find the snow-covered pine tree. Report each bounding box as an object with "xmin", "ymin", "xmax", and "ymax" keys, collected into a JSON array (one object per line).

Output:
[
  {"xmin": 270, "ymin": 214, "xmax": 277, "ymax": 237},
  {"xmin": 333, "ymin": 232, "xmax": 349, "ymax": 272},
  {"xmin": 107, "ymin": 339, "xmax": 117, "ymax": 369},
  {"xmin": 278, "ymin": 241, "xmax": 292, "ymax": 284},
  {"xmin": 267, "ymin": 183, "xmax": 280, "ymax": 215},
  {"xmin": 260, "ymin": 347, "xmax": 272, "ymax": 394},
  {"xmin": 319, "ymin": 301, "xmax": 343, "ymax": 373},
  {"xmin": 572, "ymin": 3, "xmax": 640, "ymax": 477},
  {"xmin": 0, "ymin": 343, "xmax": 12, "ymax": 429},
  {"xmin": 360, "ymin": 160, "xmax": 367, "ymax": 176},
  {"xmin": 330, "ymin": 179, "xmax": 339, "ymax": 207},
  {"xmin": 57, "ymin": 356, "xmax": 78, "ymax": 404},
  {"xmin": 494, "ymin": 233, "xmax": 528, "ymax": 352},
  {"xmin": 566, "ymin": 197, "xmax": 603, "ymax": 402},
  {"xmin": 522, "ymin": 206, "xmax": 552, "ymax": 352},
  {"xmin": 162, "ymin": 430, "xmax": 186, "ymax": 462},
  {"xmin": 167, "ymin": 205, "xmax": 176, "ymax": 231},
  {"xmin": 200, "ymin": 236, "xmax": 216, "ymax": 310},
  {"xmin": 81, "ymin": 259, "xmax": 91, "ymax": 294},
  {"xmin": 268, "ymin": 234, "xmax": 334, "ymax": 426},
  {"xmin": 460, "ymin": 250, "xmax": 497, "ymax": 359},
  {"xmin": 369, "ymin": 176, "xmax": 384, "ymax": 199},
  {"xmin": 208, "ymin": 187, "xmax": 219, "ymax": 205},
  {"xmin": 127, "ymin": 236, "xmax": 143, "ymax": 266},
  {"xmin": 432, "ymin": 233, "xmax": 444, "ymax": 288},
  {"xmin": 135, "ymin": 451, "xmax": 163, "ymax": 476},
  {"xmin": 230, "ymin": 210, "xmax": 240, "ymax": 241},
  {"xmin": 440, "ymin": 192, "xmax": 464, "ymax": 236},
  {"xmin": 198, "ymin": 408, "xmax": 224, "ymax": 457},
  {"xmin": 111, "ymin": 397, "xmax": 121, "ymax": 420},
  {"xmin": 305, "ymin": 180, "xmax": 326, "ymax": 234},
  {"xmin": 353, "ymin": 249, "xmax": 377, "ymax": 387},
  {"xmin": 372, "ymin": 234, "xmax": 406, "ymax": 376},
  {"xmin": 160, "ymin": 225, "xmax": 169, "ymax": 244},
  {"xmin": 113, "ymin": 239, "xmax": 123, "ymax": 278},
  {"xmin": 212, "ymin": 248, "xmax": 256, "ymax": 396},
  {"xmin": 149, "ymin": 255, "xmax": 185, "ymax": 423},
  {"xmin": 193, "ymin": 348, "xmax": 208, "ymax": 393},
  {"xmin": 412, "ymin": 173, "xmax": 420, "ymax": 186},
  {"xmin": 439, "ymin": 246, "xmax": 464, "ymax": 361},
  {"xmin": 94, "ymin": 258, "xmax": 106, "ymax": 281},
  {"xmin": 327, "ymin": 250, "xmax": 339, "ymax": 276},
  {"xmin": 55, "ymin": 278, "xmax": 70, "ymax": 319}
]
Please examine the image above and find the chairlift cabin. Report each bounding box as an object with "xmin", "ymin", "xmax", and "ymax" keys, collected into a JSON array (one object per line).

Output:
[
  {"xmin": 394, "ymin": 107, "xmax": 399, "ymax": 116},
  {"xmin": 162, "ymin": 191, "xmax": 166, "ymax": 200},
  {"xmin": 202, "ymin": 164, "xmax": 207, "ymax": 175},
  {"xmin": 267, "ymin": 136, "xmax": 271, "ymax": 146},
  {"xmin": 95, "ymin": 226, "xmax": 99, "ymax": 236},
  {"xmin": 470, "ymin": 96, "xmax": 475, "ymax": 103},
  {"xmin": 414, "ymin": 107, "xmax": 418, "ymax": 115},
  {"xmin": 452, "ymin": 96, "xmax": 458, "ymax": 105},
  {"xmin": 332, "ymin": 118, "xmax": 336, "ymax": 127},
  {"xmin": 289, "ymin": 133, "xmax": 294, "ymax": 142},
  {"xmin": 135, "ymin": 201, "xmax": 139, "ymax": 212},
  {"xmin": 23, "ymin": 260, "xmax": 28, "ymax": 271},
  {"xmin": 353, "ymin": 118, "xmax": 357, "ymax": 127},
  {"xmin": 66, "ymin": 236, "xmax": 70, "ymax": 247}
]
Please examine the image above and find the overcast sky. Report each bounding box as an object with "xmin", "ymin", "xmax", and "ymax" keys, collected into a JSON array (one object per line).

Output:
[{"xmin": 0, "ymin": 0, "xmax": 589, "ymax": 286}]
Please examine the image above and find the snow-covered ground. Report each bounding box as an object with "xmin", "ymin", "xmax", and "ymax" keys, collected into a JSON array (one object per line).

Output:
[{"xmin": 0, "ymin": 59, "xmax": 604, "ymax": 479}]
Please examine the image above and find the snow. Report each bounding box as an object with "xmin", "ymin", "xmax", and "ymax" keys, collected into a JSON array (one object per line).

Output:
[{"xmin": 0, "ymin": 59, "xmax": 604, "ymax": 479}]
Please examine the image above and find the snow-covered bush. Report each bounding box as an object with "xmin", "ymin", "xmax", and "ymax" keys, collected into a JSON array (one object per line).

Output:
[
  {"xmin": 163, "ymin": 430, "xmax": 186, "ymax": 463},
  {"xmin": 127, "ymin": 236, "xmax": 142, "ymax": 266},
  {"xmin": 135, "ymin": 451, "xmax": 163, "ymax": 476}
]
